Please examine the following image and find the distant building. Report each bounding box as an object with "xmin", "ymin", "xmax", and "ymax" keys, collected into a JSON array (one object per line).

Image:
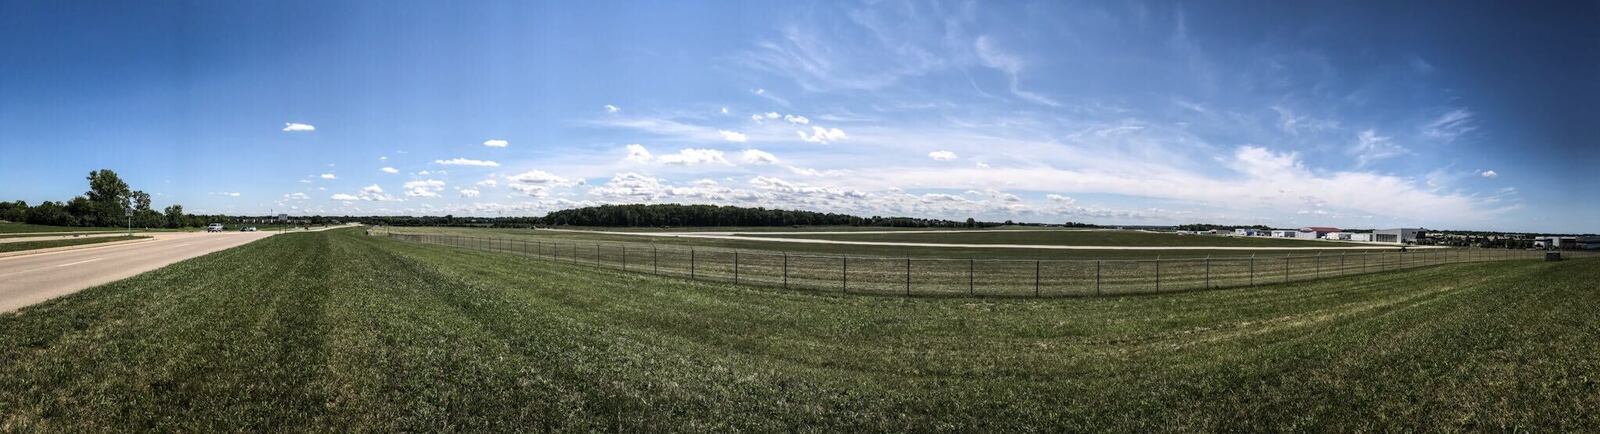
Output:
[
  {"xmin": 1270, "ymin": 230, "xmax": 1296, "ymax": 238},
  {"xmin": 1234, "ymin": 228, "xmax": 1265, "ymax": 236},
  {"xmin": 1324, "ymin": 232, "xmax": 1352, "ymax": 241},
  {"xmin": 1374, "ymin": 228, "xmax": 1424, "ymax": 244},
  {"xmin": 275, "ymin": 213, "xmax": 289, "ymax": 223},
  {"xmin": 1299, "ymin": 227, "xmax": 1341, "ymax": 239},
  {"xmin": 1347, "ymin": 233, "xmax": 1373, "ymax": 242}
]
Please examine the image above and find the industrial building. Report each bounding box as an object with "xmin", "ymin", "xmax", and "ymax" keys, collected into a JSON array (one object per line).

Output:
[
  {"xmin": 1234, "ymin": 228, "xmax": 1265, "ymax": 236},
  {"xmin": 1373, "ymin": 228, "xmax": 1424, "ymax": 244},
  {"xmin": 1299, "ymin": 227, "xmax": 1340, "ymax": 238}
]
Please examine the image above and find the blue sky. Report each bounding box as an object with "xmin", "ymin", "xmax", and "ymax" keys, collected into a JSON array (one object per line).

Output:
[{"xmin": 2, "ymin": 1, "xmax": 1595, "ymax": 233}]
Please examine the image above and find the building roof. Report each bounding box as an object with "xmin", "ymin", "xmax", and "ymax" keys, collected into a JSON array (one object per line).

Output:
[{"xmin": 1300, "ymin": 226, "xmax": 1340, "ymax": 232}]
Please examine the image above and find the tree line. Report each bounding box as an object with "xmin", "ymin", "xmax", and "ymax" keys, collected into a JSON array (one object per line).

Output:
[{"xmin": 0, "ymin": 170, "xmax": 216, "ymax": 229}]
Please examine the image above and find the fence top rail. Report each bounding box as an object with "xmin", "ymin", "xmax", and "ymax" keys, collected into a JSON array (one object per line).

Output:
[{"xmin": 378, "ymin": 228, "xmax": 1554, "ymax": 264}]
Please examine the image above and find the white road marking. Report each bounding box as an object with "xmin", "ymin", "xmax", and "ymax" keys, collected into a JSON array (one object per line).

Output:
[{"xmin": 55, "ymin": 258, "xmax": 103, "ymax": 267}]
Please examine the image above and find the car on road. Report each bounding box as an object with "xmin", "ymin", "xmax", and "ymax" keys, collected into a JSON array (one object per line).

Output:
[
  {"xmin": 241, "ymin": 227, "xmax": 257, "ymax": 232},
  {"xmin": 207, "ymin": 223, "xmax": 224, "ymax": 232}
]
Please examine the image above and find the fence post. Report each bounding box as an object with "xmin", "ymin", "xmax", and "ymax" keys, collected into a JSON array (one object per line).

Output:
[
  {"xmin": 1316, "ymin": 252, "xmax": 1322, "ymax": 277},
  {"xmin": 782, "ymin": 252, "xmax": 789, "ymax": 289},
  {"xmin": 1034, "ymin": 260, "xmax": 1041, "ymax": 297},
  {"xmin": 691, "ymin": 248, "xmax": 696, "ymax": 280},
  {"xmin": 1155, "ymin": 256, "xmax": 1161, "ymax": 292},
  {"xmin": 1340, "ymin": 252, "xmax": 1346, "ymax": 276},
  {"xmin": 1095, "ymin": 260, "xmax": 1101, "ymax": 296},
  {"xmin": 653, "ymin": 245, "xmax": 658, "ymax": 274},
  {"xmin": 905, "ymin": 257, "xmax": 912, "ymax": 296},
  {"xmin": 622, "ymin": 246, "xmax": 627, "ymax": 271},
  {"xmin": 842, "ymin": 256, "xmax": 848, "ymax": 293},
  {"xmin": 1204, "ymin": 256, "xmax": 1210, "ymax": 289},
  {"xmin": 734, "ymin": 251, "xmax": 740, "ymax": 285},
  {"xmin": 1283, "ymin": 254, "xmax": 1289, "ymax": 283},
  {"xmin": 968, "ymin": 258, "xmax": 975, "ymax": 296}
]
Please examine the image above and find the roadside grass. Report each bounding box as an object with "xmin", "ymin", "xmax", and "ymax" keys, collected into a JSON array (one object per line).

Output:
[
  {"xmin": 392, "ymin": 226, "xmax": 1417, "ymax": 260},
  {"xmin": 2, "ymin": 228, "xmax": 1597, "ymax": 431},
  {"xmin": 0, "ymin": 235, "xmax": 148, "ymax": 253},
  {"xmin": 0, "ymin": 223, "xmax": 126, "ymax": 234}
]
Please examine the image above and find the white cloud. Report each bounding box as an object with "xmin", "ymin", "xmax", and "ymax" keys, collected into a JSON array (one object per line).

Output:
[
  {"xmin": 379, "ymin": 156, "xmax": 388, "ymax": 160},
  {"xmin": 784, "ymin": 114, "xmax": 810, "ymax": 125},
  {"xmin": 976, "ymin": 162, "xmax": 991, "ymax": 169},
  {"xmin": 282, "ymin": 122, "xmax": 316, "ymax": 132},
  {"xmin": 720, "ymin": 107, "xmax": 729, "ymax": 114},
  {"xmin": 657, "ymin": 148, "xmax": 731, "ymax": 165},
  {"xmin": 718, "ymin": 130, "xmax": 749, "ymax": 142},
  {"xmin": 505, "ymin": 170, "xmax": 584, "ymax": 197},
  {"xmin": 798, "ymin": 126, "xmax": 848, "ymax": 143},
  {"xmin": 928, "ymin": 150, "xmax": 958, "ymax": 161},
  {"xmin": 361, "ymin": 184, "xmax": 384, "ymax": 194},
  {"xmin": 1422, "ymin": 108, "xmax": 1476, "ymax": 142},
  {"xmin": 1046, "ymin": 194, "xmax": 1076, "ymax": 205},
  {"xmin": 974, "ymin": 35, "xmax": 1059, "ymax": 106},
  {"xmin": 320, "ymin": 173, "xmax": 337, "ymax": 180},
  {"xmin": 380, "ymin": 167, "xmax": 399, "ymax": 174},
  {"xmin": 625, "ymin": 144, "xmax": 654, "ymax": 163},
  {"xmin": 330, "ymin": 193, "xmax": 358, "ymax": 201},
  {"xmin": 604, "ymin": 104, "xmax": 620, "ymax": 113},
  {"xmin": 589, "ymin": 172, "xmax": 668, "ymax": 200},
  {"xmin": 434, "ymin": 158, "xmax": 500, "ymax": 167},
  {"xmin": 482, "ymin": 139, "xmax": 509, "ymax": 148},
  {"xmin": 741, "ymin": 149, "xmax": 779, "ymax": 164},
  {"xmin": 222, "ymin": 192, "xmax": 241, "ymax": 197},
  {"xmin": 459, "ymin": 188, "xmax": 481, "ymax": 198},
  {"xmin": 751, "ymin": 112, "xmax": 781, "ymax": 123},
  {"xmin": 283, "ymin": 192, "xmax": 309, "ymax": 200},
  {"xmin": 476, "ymin": 179, "xmax": 498, "ymax": 187},
  {"xmin": 1350, "ymin": 129, "xmax": 1408, "ymax": 167},
  {"xmin": 1480, "ymin": 170, "xmax": 1498, "ymax": 178},
  {"xmin": 403, "ymin": 180, "xmax": 446, "ymax": 197}
]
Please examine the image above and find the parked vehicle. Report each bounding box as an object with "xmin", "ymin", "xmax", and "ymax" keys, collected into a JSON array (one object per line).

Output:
[
  {"xmin": 242, "ymin": 227, "xmax": 257, "ymax": 232},
  {"xmin": 207, "ymin": 223, "xmax": 224, "ymax": 232}
]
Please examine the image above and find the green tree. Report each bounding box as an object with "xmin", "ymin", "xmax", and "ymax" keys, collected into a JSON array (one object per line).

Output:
[
  {"xmin": 0, "ymin": 200, "xmax": 26, "ymax": 222},
  {"xmin": 85, "ymin": 170, "xmax": 132, "ymax": 227},
  {"xmin": 164, "ymin": 204, "xmax": 186, "ymax": 228}
]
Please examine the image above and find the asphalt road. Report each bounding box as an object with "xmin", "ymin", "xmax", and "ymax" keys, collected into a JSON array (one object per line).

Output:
[{"xmin": 0, "ymin": 231, "xmax": 274, "ymax": 313}]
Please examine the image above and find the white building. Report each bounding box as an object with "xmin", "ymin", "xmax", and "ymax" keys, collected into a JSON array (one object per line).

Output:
[
  {"xmin": 1347, "ymin": 233, "xmax": 1373, "ymax": 242},
  {"xmin": 1271, "ymin": 230, "xmax": 1296, "ymax": 238},
  {"xmin": 1234, "ymin": 228, "xmax": 1265, "ymax": 236},
  {"xmin": 1324, "ymin": 232, "xmax": 1351, "ymax": 241},
  {"xmin": 1374, "ymin": 228, "xmax": 1424, "ymax": 244}
]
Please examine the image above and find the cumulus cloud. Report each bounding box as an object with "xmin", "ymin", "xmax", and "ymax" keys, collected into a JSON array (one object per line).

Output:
[
  {"xmin": 928, "ymin": 150, "xmax": 958, "ymax": 161},
  {"xmin": 589, "ymin": 172, "xmax": 668, "ymax": 200},
  {"xmin": 604, "ymin": 104, "xmax": 620, "ymax": 113},
  {"xmin": 482, "ymin": 139, "xmax": 509, "ymax": 148},
  {"xmin": 330, "ymin": 193, "xmax": 358, "ymax": 201},
  {"xmin": 458, "ymin": 188, "xmax": 481, "ymax": 198},
  {"xmin": 718, "ymin": 130, "xmax": 749, "ymax": 142},
  {"xmin": 434, "ymin": 158, "xmax": 500, "ymax": 167},
  {"xmin": 380, "ymin": 167, "xmax": 399, "ymax": 174},
  {"xmin": 657, "ymin": 148, "xmax": 731, "ymax": 165},
  {"xmin": 625, "ymin": 144, "xmax": 654, "ymax": 163},
  {"xmin": 798, "ymin": 126, "xmax": 848, "ymax": 143},
  {"xmin": 476, "ymin": 179, "xmax": 498, "ymax": 187},
  {"xmin": 320, "ymin": 173, "xmax": 337, "ymax": 180},
  {"xmin": 1046, "ymin": 194, "xmax": 1076, "ymax": 205},
  {"xmin": 1480, "ymin": 169, "xmax": 1498, "ymax": 178},
  {"xmin": 282, "ymin": 122, "xmax": 316, "ymax": 132},
  {"xmin": 403, "ymin": 180, "xmax": 446, "ymax": 197},
  {"xmin": 751, "ymin": 112, "xmax": 781, "ymax": 122},
  {"xmin": 505, "ymin": 170, "xmax": 583, "ymax": 197},
  {"xmin": 741, "ymin": 149, "xmax": 779, "ymax": 164},
  {"xmin": 784, "ymin": 114, "xmax": 810, "ymax": 125},
  {"xmin": 283, "ymin": 192, "xmax": 309, "ymax": 200}
]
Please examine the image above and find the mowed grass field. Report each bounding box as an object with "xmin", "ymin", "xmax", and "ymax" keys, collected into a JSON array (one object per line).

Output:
[
  {"xmin": 739, "ymin": 228, "xmax": 1348, "ymax": 247},
  {"xmin": 0, "ymin": 223, "xmax": 127, "ymax": 235},
  {"xmin": 396, "ymin": 227, "xmax": 1402, "ymax": 260},
  {"xmin": 3, "ymin": 228, "xmax": 1597, "ymax": 431},
  {"xmin": 0, "ymin": 235, "xmax": 148, "ymax": 253}
]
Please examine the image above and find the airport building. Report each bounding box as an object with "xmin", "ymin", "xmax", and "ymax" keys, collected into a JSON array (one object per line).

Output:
[{"xmin": 1373, "ymin": 228, "xmax": 1424, "ymax": 244}]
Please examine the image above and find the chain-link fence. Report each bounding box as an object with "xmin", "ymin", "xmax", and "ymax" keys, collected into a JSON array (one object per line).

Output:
[{"xmin": 375, "ymin": 230, "xmax": 1593, "ymax": 298}]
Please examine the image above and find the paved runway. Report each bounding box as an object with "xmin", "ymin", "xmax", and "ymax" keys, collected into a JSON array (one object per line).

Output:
[{"xmin": 0, "ymin": 231, "xmax": 274, "ymax": 313}]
